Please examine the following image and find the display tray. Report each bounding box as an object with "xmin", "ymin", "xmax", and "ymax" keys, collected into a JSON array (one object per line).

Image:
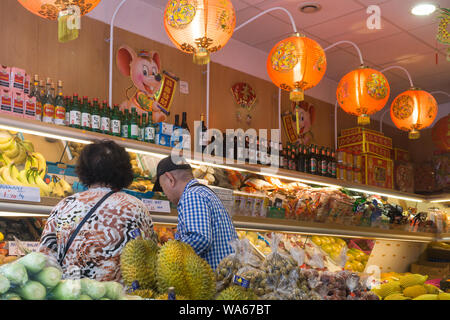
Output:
[{"xmin": 0, "ymin": 113, "xmax": 447, "ymax": 203}]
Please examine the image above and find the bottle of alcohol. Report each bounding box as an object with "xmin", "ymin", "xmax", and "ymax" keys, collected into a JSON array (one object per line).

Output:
[
  {"xmin": 331, "ymin": 149, "xmax": 337, "ymax": 179},
  {"xmin": 297, "ymin": 145, "xmax": 304, "ymax": 172},
  {"xmin": 129, "ymin": 107, "xmax": 139, "ymax": 140},
  {"xmin": 110, "ymin": 105, "xmax": 121, "ymax": 137},
  {"xmin": 144, "ymin": 111, "xmax": 156, "ymax": 143},
  {"xmin": 310, "ymin": 145, "xmax": 317, "ymax": 175},
  {"xmin": 121, "ymin": 109, "xmax": 129, "ymax": 139},
  {"xmin": 291, "ymin": 147, "xmax": 297, "ymax": 171},
  {"xmin": 138, "ymin": 114, "xmax": 144, "ymax": 141},
  {"xmin": 286, "ymin": 144, "xmax": 292, "ymax": 170},
  {"xmin": 90, "ymin": 99, "xmax": 101, "ymax": 133},
  {"xmin": 54, "ymin": 80, "xmax": 65, "ymax": 126},
  {"xmin": 35, "ymin": 80, "xmax": 44, "ymax": 121},
  {"xmin": 42, "ymin": 78, "xmax": 55, "ymax": 124},
  {"xmin": 280, "ymin": 143, "xmax": 287, "ymax": 169},
  {"xmin": 320, "ymin": 147, "xmax": 328, "ymax": 176},
  {"xmin": 80, "ymin": 96, "xmax": 91, "ymax": 131},
  {"xmin": 326, "ymin": 148, "xmax": 332, "ymax": 178},
  {"xmin": 200, "ymin": 113, "xmax": 208, "ymax": 153},
  {"xmin": 101, "ymin": 101, "xmax": 111, "ymax": 135},
  {"xmin": 180, "ymin": 112, "xmax": 190, "ymax": 148},
  {"xmin": 70, "ymin": 94, "xmax": 81, "ymax": 129},
  {"xmin": 303, "ymin": 144, "xmax": 310, "ymax": 173},
  {"xmin": 174, "ymin": 114, "xmax": 180, "ymax": 127}
]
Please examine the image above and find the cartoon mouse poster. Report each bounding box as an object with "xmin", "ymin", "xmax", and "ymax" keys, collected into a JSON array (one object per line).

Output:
[
  {"xmin": 116, "ymin": 45, "xmax": 177, "ymax": 123},
  {"xmin": 283, "ymin": 100, "xmax": 316, "ymax": 146}
]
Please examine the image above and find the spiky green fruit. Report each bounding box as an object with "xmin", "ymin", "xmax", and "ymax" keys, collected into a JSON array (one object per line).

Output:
[{"xmin": 216, "ymin": 286, "xmax": 259, "ymax": 300}]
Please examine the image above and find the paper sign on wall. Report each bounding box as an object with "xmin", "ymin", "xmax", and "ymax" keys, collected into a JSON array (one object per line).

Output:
[
  {"xmin": 142, "ymin": 199, "xmax": 171, "ymax": 213},
  {"xmin": 0, "ymin": 184, "xmax": 40, "ymax": 202},
  {"xmin": 8, "ymin": 241, "xmax": 40, "ymax": 256},
  {"xmin": 179, "ymin": 81, "xmax": 189, "ymax": 94}
]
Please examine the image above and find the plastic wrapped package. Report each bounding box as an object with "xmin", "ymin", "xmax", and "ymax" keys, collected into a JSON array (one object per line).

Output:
[{"xmin": 215, "ymin": 239, "xmax": 244, "ymax": 292}]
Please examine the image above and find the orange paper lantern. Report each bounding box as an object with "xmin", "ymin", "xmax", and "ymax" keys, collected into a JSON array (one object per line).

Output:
[
  {"xmin": 164, "ymin": 0, "xmax": 236, "ymax": 65},
  {"xmin": 267, "ymin": 34, "xmax": 327, "ymax": 102},
  {"xmin": 336, "ymin": 66, "xmax": 390, "ymax": 126},
  {"xmin": 432, "ymin": 115, "xmax": 450, "ymax": 151},
  {"xmin": 390, "ymin": 88, "xmax": 438, "ymax": 140},
  {"xmin": 17, "ymin": 0, "xmax": 101, "ymax": 20}
]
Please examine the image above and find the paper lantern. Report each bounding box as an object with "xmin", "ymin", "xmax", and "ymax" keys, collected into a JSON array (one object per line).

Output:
[
  {"xmin": 336, "ymin": 66, "xmax": 390, "ymax": 126},
  {"xmin": 390, "ymin": 88, "xmax": 438, "ymax": 139},
  {"xmin": 267, "ymin": 34, "xmax": 327, "ymax": 102},
  {"xmin": 432, "ymin": 114, "xmax": 449, "ymax": 151},
  {"xmin": 17, "ymin": 0, "xmax": 101, "ymax": 20},
  {"xmin": 164, "ymin": 0, "xmax": 236, "ymax": 65}
]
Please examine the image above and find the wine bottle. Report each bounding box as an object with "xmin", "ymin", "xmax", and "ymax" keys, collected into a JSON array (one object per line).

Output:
[
  {"xmin": 54, "ymin": 80, "xmax": 65, "ymax": 126},
  {"xmin": 42, "ymin": 78, "xmax": 55, "ymax": 124},
  {"xmin": 80, "ymin": 96, "xmax": 91, "ymax": 131},
  {"xmin": 129, "ymin": 107, "xmax": 139, "ymax": 140},
  {"xmin": 69, "ymin": 94, "xmax": 81, "ymax": 129},
  {"xmin": 200, "ymin": 113, "xmax": 208, "ymax": 153}
]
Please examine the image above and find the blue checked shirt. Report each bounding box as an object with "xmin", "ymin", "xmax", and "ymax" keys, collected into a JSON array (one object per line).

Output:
[{"xmin": 175, "ymin": 179, "xmax": 238, "ymax": 270}]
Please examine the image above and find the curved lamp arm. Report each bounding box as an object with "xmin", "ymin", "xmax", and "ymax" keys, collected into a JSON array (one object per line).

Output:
[
  {"xmin": 430, "ymin": 91, "xmax": 450, "ymax": 97},
  {"xmin": 109, "ymin": 0, "xmax": 129, "ymax": 106},
  {"xmin": 235, "ymin": 7, "xmax": 297, "ymax": 33},
  {"xmin": 324, "ymin": 40, "xmax": 364, "ymax": 66}
]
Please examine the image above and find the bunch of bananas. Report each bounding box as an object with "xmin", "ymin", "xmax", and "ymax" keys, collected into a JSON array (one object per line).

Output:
[
  {"xmin": 48, "ymin": 175, "xmax": 74, "ymax": 198},
  {"xmin": 0, "ymin": 130, "xmax": 34, "ymax": 165}
]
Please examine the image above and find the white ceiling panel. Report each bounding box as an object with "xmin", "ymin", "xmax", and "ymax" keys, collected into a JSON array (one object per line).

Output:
[
  {"xmin": 408, "ymin": 22, "xmax": 448, "ymax": 50},
  {"xmin": 354, "ymin": 0, "xmax": 392, "ymax": 6},
  {"xmin": 324, "ymin": 49, "xmax": 366, "ymax": 81},
  {"xmin": 231, "ymin": 0, "xmax": 250, "ymax": 12}
]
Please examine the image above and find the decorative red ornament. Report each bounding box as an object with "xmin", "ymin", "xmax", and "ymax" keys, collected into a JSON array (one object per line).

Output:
[
  {"xmin": 336, "ymin": 66, "xmax": 390, "ymax": 125},
  {"xmin": 17, "ymin": 0, "xmax": 101, "ymax": 20},
  {"xmin": 230, "ymin": 82, "xmax": 257, "ymax": 112},
  {"xmin": 390, "ymin": 88, "xmax": 438, "ymax": 139},
  {"xmin": 432, "ymin": 114, "xmax": 449, "ymax": 151}
]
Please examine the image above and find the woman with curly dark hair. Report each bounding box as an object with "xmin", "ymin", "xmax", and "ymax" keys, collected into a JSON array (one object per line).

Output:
[{"xmin": 38, "ymin": 140, "xmax": 157, "ymax": 282}]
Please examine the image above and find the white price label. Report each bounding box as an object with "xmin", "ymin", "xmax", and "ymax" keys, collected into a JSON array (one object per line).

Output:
[
  {"xmin": 180, "ymin": 81, "xmax": 189, "ymax": 94},
  {"xmin": 8, "ymin": 241, "xmax": 40, "ymax": 256},
  {"xmin": 0, "ymin": 184, "xmax": 40, "ymax": 202},
  {"xmin": 142, "ymin": 199, "xmax": 171, "ymax": 213}
]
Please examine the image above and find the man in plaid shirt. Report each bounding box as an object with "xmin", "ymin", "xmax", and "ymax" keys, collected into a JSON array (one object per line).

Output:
[{"xmin": 152, "ymin": 156, "xmax": 238, "ymax": 269}]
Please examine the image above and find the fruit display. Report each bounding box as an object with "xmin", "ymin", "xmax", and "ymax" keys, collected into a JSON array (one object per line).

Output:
[
  {"xmin": 372, "ymin": 273, "xmax": 448, "ymax": 300},
  {"xmin": 67, "ymin": 142, "xmax": 83, "ymax": 159},
  {"xmin": 153, "ymin": 225, "xmax": 176, "ymax": 244},
  {"xmin": 0, "ymin": 218, "xmax": 42, "ymax": 242},
  {"xmin": 237, "ymin": 230, "xmax": 271, "ymax": 256}
]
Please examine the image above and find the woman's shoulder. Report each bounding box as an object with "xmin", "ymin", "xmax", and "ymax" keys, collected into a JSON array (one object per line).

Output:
[{"xmin": 111, "ymin": 191, "xmax": 148, "ymax": 211}]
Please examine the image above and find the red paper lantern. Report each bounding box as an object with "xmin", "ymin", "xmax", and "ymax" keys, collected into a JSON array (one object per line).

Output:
[
  {"xmin": 267, "ymin": 34, "xmax": 327, "ymax": 102},
  {"xmin": 390, "ymin": 88, "xmax": 438, "ymax": 139},
  {"xmin": 336, "ymin": 66, "xmax": 390, "ymax": 125},
  {"xmin": 17, "ymin": 0, "xmax": 101, "ymax": 20},
  {"xmin": 432, "ymin": 114, "xmax": 450, "ymax": 151}
]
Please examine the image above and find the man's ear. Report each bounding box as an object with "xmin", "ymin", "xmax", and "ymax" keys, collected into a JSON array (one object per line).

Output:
[{"xmin": 165, "ymin": 172, "xmax": 176, "ymax": 187}]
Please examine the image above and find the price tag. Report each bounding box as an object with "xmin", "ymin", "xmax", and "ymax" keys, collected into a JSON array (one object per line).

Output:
[
  {"xmin": 8, "ymin": 241, "xmax": 40, "ymax": 256},
  {"xmin": 179, "ymin": 81, "xmax": 189, "ymax": 94},
  {"xmin": 0, "ymin": 184, "xmax": 40, "ymax": 202},
  {"xmin": 142, "ymin": 199, "xmax": 171, "ymax": 213}
]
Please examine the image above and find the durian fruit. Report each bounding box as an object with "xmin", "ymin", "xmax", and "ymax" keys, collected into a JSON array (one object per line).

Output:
[
  {"xmin": 412, "ymin": 294, "xmax": 438, "ymax": 300},
  {"xmin": 120, "ymin": 239, "xmax": 159, "ymax": 289},
  {"xmin": 154, "ymin": 293, "xmax": 188, "ymax": 300},
  {"xmin": 384, "ymin": 293, "xmax": 411, "ymax": 300},
  {"xmin": 399, "ymin": 274, "xmax": 428, "ymax": 289},
  {"xmin": 216, "ymin": 286, "xmax": 259, "ymax": 300},
  {"xmin": 129, "ymin": 289, "xmax": 155, "ymax": 299},
  {"xmin": 438, "ymin": 292, "xmax": 450, "ymax": 300},
  {"xmin": 372, "ymin": 281, "xmax": 401, "ymax": 299},
  {"xmin": 403, "ymin": 285, "xmax": 428, "ymax": 298},
  {"xmin": 156, "ymin": 240, "xmax": 190, "ymax": 297},
  {"xmin": 184, "ymin": 251, "xmax": 216, "ymax": 300},
  {"xmin": 424, "ymin": 283, "xmax": 440, "ymax": 294}
]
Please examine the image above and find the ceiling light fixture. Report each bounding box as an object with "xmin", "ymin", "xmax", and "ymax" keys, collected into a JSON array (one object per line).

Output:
[
  {"xmin": 411, "ymin": 3, "xmax": 437, "ymax": 16},
  {"xmin": 298, "ymin": 2, "xmax": 322, "ymax": 14}
]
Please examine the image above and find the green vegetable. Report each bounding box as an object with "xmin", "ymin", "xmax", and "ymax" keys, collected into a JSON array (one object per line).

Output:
[
  {"xmin": 34, "ymin": 267, "xmax": 62, "ymax": 289},
  {"xmin": 16, "ymin": 280, "xmax": 47, "ymax": 300},
  {"xmin": 79, "ymin": 294, "xmax": 93, "ymax": 300},
  {"xmin": 17, "ymin": 252, "xmax": 47, "ymax": 274},
  {"xmin": 0, "ymin": 274, "xmax": 10, "ymax": 294},
  {"xmin": 99, "ymin": 297, "xmax": 110, "ymax": 300},
  {"xmin": 80, "ymin": 278, "xmax": 106, "ymax": 300},
  {"xmin": 120, "ymin": 294, "xmax": 143, "ymax": 300},
  {"xmin": 104, "ymin": 281, "xmax": 124, "ymax": 300},
  {"xmin": 0, "ymin": 262, "xmax": 28, "ymax": 286},
  {"xmin": 1, "ymin": 293, "xmax": 22, "ymax": 300},
  {"xmin": 49, "ymin": 279, "xmax": 81, "ymax": 300}
]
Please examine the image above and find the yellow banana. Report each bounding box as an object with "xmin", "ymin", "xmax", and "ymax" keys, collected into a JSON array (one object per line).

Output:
[
  {"xmin": 0, "ymin": 174, "xmax": 5, "ymax": 185},
  {"xmin": 59, "ymin": 178, "xmax": 73, "ymax": 195},
  {"xmin": 17, "ymin": 169, "xmax": 35, "ymax": 188},
  {"xmin": 32, "ymin": 152, "xmax": 47, "ymax": 179},
  {"xmin": 24, "ymin": 155, "xmax": 36, "ymax": 171},
  {"xmin": 52, "ymin": 182, "xmax": 65, "ymax": 198},
  {"xmin": 0, "ymin": 130, "xmax": 12, "ymax": 144},
  {"xmin": 11, "ymin": 145, "xmax": 27, "ymax": 165},
  {"xmin": 1, "ymin": 165, "xmax": 24, "ymax": 187},
  {"xmin": 21, "ymin": 140, "xmax": 34, "ymax": 153},
  {"xmin": 10, "ymin": 164, "xmax": 20, "ymax": 180},
  {"xmin": 0, "ymin": 137, "xmax": 14, "ymax": 151},
  {"xmin": 4, "ymin": 140, "xmax": 20, "ymax": 159},
  {"xmin": 0, "ymin": 154, "xmax": 11, "ymax": 167},
  {"xmin": 33, "ymin": 172, "xmax": 52, "ymax": 196}
]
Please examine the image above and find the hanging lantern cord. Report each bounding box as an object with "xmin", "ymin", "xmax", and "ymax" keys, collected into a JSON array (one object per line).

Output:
[
  {"xmin": 380, "ymin": 65, "xmax": 414, "ymax": 88},
  {"xmin": 430, "ymin": 91, "xmax": 450, "ymax": 97},
  {"xmin": 235, "ymin": 7, "xmax": 298, "ymax": 33},
  {"xmin": 324, "ymin": 40, "xmax": 364, "ymax": 66}
]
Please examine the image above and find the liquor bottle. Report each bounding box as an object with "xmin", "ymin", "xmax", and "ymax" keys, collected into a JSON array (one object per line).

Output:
[
  {"xmin": 54, "ymin": 80, "xmax": 65, "ymax": 126},
  {"xmin": 320, "ymin": 147, "xmax": 328, "ymax": 176},
  {"xmin": 138, "ymin": 114, "xmax": 144, "ymax": 141},
  {"xmin": 303, "ymin": 144, "xmax": 310, "ymax": 173},
  {"xmin": 144, "ymin": 111, "xmax": 156, "ymax": 143},
  {"xmin": 121, "ymin": 109, "xmax": 129, "ymax": 138},
  {"xmin": 42, "ymin": 78, "xmax": 55, "ymax": 124},
  {"xmin": 200, "ymin": 113, "xmax": 208, "ymax": 153},
  {"xmin": 101, "ymin": 101, "xmax": 111, "ymax": 135},
  {"xmin": 180, "ymin": 112, "xmax": 189, "ymax": 132},
  {"xmin": 90, "ymin": 99, "xmax": 101, "ymax": 132},
  {"xmin": 331, "ymin": 149, "xmax": 337, "ymax": 179},
  {"xmin": 286, "ymin": 144, "xmax": 292, "ymax": 170},
  {"xmin": 174, "ymin": 114, "xmax": 180, "ymax": 127},
  {"xmin": 310, "ymin": 145, "xmax": 317, "ymax": 175},
  {"xmin": 69, "ymin": 94, "xmax": 81, "ymax": 129},
  {"xmin": 297, "ymin": 145, "xmax": 304, "ymax": 172},
  {"xmin": 80, "ymin": 96, "xmax": 91, "ymax": 131},
  {"xmin": 291, "ymin": 148, "xmax": 297, "ymax": 171},
  {"xmin": 326, "ymin": 148, "xmax": 332, "ymax": 178},
  {"xmin": 29, "ymin": 75, "xmax": 38, "ymax": 98},
  {"xmin": 64, "ymin": 96, "xmax": 71, "ymax": 126},
  {"xmin": 111, "ymin": 105, "xmax": 121, "ymax": 137},
  {"xmin": 280, "ymin": 142, "xmax": 287, "ymax": 169},
  {"xmin": 35, "ymin": 80, "xmax": 44, "ymax": 121},
  {"xmin": 129, "ymin": 107, "xmax": 139, "ymax": 140}
]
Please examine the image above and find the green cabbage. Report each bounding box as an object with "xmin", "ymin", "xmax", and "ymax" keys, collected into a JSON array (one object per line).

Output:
[
  {"xmin": 17, "ymin": 252, "xmax": 47, "ymax": 274},
  {"xmin": 1, "ymin": 293, "xmax": 22, "ymax": 300},
  {"xmin": 104, "ymin": 281, "xmax": 124, "ymax": 300},
  {"xmin": 0, "ymin": 262, "xmax": 28, "ymax": 286},
  {"xmin": 48, "ymin": 279, "xmax": 81, "ymax": 300},
  {"xmin": 0, "ymin": 274, "xmax": 10, "ymax": 294},
  {"xmin": 16, "ymin": 281, "xmax": 47, "ymax": 300},
  {"xmin": 78, "ymin": 294, "xmax": 93, "ymax": 300},
  {"xmin": 34, "ymin": 267, "xmax": 62, "ymax": 289},
  {"xmin": 80, "ymin": 278, "xmax": 106, "ymax": 300}
]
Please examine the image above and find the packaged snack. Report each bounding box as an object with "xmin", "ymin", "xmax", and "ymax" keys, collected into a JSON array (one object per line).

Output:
[{"xmin": 245, "ymin": 178, "xmax": 274, "ymax": 191}]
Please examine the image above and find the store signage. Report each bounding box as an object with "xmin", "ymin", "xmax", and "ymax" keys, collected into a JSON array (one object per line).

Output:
[
  {"xmin": 8, "ymin": 241, "xmax": 40, "ymax": 256},
  {"xmin": 0, "ymin": 184, "xmax": 40, "ymax": 202},
  {"xmin": 142, "ymin": 199, "xmax": 171, "ymax": 213}
]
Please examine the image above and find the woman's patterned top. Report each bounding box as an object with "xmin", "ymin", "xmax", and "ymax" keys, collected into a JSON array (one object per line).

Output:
[{"xmin": 38, "ymin": 187, "xmax": 157, "ymax": 282}]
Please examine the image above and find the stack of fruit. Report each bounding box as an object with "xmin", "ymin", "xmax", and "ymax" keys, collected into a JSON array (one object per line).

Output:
[
  {"xmin": 237, "ymin": 230, "xmax": 271, "ymax": 256},
  {"xmin": 372, "ymin": 273, "xmax": 450, "ymax": 300},
  {"xmin": 345, "ymin": 248, "xmax": 369, "ymax": 273},
  {"xmin": 67, "ymin": 142, "xmax": 83, "ymax": 159}
]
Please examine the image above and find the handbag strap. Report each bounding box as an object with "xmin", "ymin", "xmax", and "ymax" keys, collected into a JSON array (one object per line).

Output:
[{"xmin": 60, "ymin": 190, "xmax": 116, "ymax": 264}]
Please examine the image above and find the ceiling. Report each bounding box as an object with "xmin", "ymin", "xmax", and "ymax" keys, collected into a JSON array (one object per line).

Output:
[{"xmin": 145, "ymin": 0, "xmax": 450, "ymax": 106}]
